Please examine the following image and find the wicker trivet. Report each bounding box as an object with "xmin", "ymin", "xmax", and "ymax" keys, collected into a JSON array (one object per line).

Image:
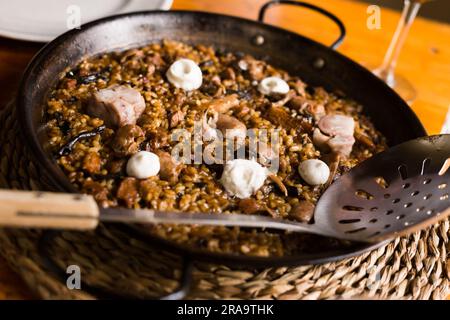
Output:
[{"xmin": 0, "ymin": 101, "xmax": 449, "ymax": 300}]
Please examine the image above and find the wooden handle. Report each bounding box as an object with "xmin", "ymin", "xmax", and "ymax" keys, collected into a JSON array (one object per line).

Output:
[{"xmin": 0, "ymin": 189, "xmax": 99, "ymax": 230}]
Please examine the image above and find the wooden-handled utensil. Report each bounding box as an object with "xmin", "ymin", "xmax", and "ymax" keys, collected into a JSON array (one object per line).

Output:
[{"xmin": 0, "ymin": 135, "xmax": 449, "ymax": 243}]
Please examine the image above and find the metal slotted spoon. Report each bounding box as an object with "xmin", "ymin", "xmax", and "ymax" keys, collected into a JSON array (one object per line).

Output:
[
  {"xmin": 312, "ymin": 134, "xmax": 450, "ymax": 242},
  {"xmin": 0, "ymin": 135, "xmax": 449, "ymax": 244}
]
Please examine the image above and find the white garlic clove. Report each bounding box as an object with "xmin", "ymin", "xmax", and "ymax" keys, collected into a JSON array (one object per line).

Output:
[
  {"xmin": 220, "ymin": 159, "xmax": 268, "ymax": 199},
  {"xmin": 166, "ymin": 59, "xmax": 203, "ymax": 91},
  {"xmin": 258, "ymin": 76, "xmax": 290, "ymax": 95},
  {"xmin": 126, "ymin": 151, "xmax": 160, "ymax": 179},
  {"xmin": 298, "ymin": 159, "xmax": 330, "ymax": 186}
]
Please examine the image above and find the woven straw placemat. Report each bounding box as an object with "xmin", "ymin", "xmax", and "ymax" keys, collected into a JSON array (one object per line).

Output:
[{"xmin": 0, "ymin": 101, "xmax": 449, "ymax": 300}]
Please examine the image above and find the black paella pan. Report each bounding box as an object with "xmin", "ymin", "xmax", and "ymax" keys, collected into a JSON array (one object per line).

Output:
[{"xmin": 15, "ymin": 1, "xmax": 426, "ymax": 298}]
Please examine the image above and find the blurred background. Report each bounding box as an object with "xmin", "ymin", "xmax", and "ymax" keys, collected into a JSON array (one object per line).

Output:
[{"xmin": 359, "ymin": 0, "xmax": 449, "ymax": 23}]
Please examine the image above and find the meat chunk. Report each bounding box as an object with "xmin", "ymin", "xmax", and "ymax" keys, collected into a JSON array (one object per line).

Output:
[
  {"xmin": 82, "ymin": 180, "xmax": 109, "ymax": 207},
  {"xmin": 313, "ymin": 128, "xmax": 331, "ymax": 152},
  {"xmin": 107, "ymin": 158, "xmax": 127, "ymax": 175},
  {"xmin": 154, "ymin": 150, "xmax": 184, "ymax": 184},
  {"xmin": 264, "ymin": 105, "xmax": 312, "ymax": 133},
  {"xmin": 313, "ymin": 115, "xmax": 356, "ymax": 157},
  {"xmin": 87, "ymin": 85, "xmax": 146, "ymax": 128},
  {"xmin": 215, "ymin": 114, "xmax": 247, "ymax": 140},
  {"xmin": 272, "ymin": 90, "xmax": 296, "ymax": 107},
  {"xmin": 318, "ymin": 114, "xmax": 355, "ymax": 137},
  {"xmin": 111, "ymin": 124, "xmax": 145, "ymax": 157},
  {"xmin": 238, "ymin": 199, "xmax": 264, "ymax": 214},
  {"xmin": 221, "ymin": 67, "xmax": 236, "ymax": 81},
  {"xmin": 240, "ymin": 56, "xmax": 265, "ymax": 80},
  {"xmin": 292, "ymin": 79, "xmax": 307, "ymax": 96},
  {"xmin": 169, "ymin": 110, "xmax": 186, "ymax": 128},
  {"xmin": 289, "ymin": 201, "xmax": 315, "ymax": 223},
  {"xmin": 327, "ymin": 135, "xmax": 356, "ymax": 158},
  {"xmin": 206, "ymin": 94, "xmax": 240, "ymax": 113},
  {"xmin": 289, "ymin": 96, "xmax": 326, "ymax": 121},
  {"xmin": 82, "ymin": 152, "xmax": 102, "ymax": 174},
  {"xmin": 145, "ymin": 52, "xmax": 165, "ymax": 68},
  {"xmin": 117, "ymin": 177, "xmax": 139, "ymax": 208},
  {"xmin": 201, "ymin": 75, "xmax": 223, "ymax": 97},
  {"xmin": 144, "ymin": 129, "xmax": 170, "ymax": 150},
  {"xmin": 255, "ymin": 142, "xmax": 276, "ymax": 166}
]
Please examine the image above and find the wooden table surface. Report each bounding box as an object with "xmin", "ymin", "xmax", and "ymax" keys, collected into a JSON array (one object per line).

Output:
[{"xmin": 0, "ymin": 0, "xmax": 449, "ymax": 299}]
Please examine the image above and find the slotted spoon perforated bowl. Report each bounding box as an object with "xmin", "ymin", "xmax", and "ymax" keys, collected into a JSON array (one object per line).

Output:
[
  {"xmin": 0, "ymin": 135, "xmax": 448, "ymax": 244},
  {"xmin": 313, "ymin": 134, "xmax": 450, "ymax": 242}
]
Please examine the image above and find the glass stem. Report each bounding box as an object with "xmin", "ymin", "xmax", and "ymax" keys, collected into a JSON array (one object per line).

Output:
[{"xmin": 377, "ymin": 0, "xmax": 421, "ymax": 86}]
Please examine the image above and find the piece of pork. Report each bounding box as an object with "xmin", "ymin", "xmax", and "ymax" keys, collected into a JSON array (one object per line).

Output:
[
  {"xmin": 264, "ymin": 105, "xmax": 313, "ymax": 133},
  {"xmin": 327, "ymin": 135, "xmax": 356, "ymax": 158},
  {"xmin": 154, "ymin": 150, "xmax": 184, "ymax": 184},
  {"xmin": 111, "ymin": 124, "xmax": 145, "ymax": 157},
  {"xmin": 313, "ymin": 115, "xmax": 356, "ymax": 157},
  {"xmin": 289, "ymin": 201, "xmax": 315, "ymax": 223},
  {"xmin": 215, "ymin": 114, "xmax": 247, "ymax": 141},
  {"xmin": 318, "ymin": 114, "xmax": 355, "ymax": 137},
  {"xmin": 206, "ymin": 94, "xmax": 240, "ymax": 113},
  {"xmin": 87, "ymin": 85, "xmax": 146, "ymax": 128},
  {"xmin": 289, "ymin": 96, "xmax": 326, "ymax": 121}
]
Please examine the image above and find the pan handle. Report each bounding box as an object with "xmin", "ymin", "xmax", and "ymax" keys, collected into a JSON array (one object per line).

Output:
[{"xmin": 258, "ymin": 0, "xmax": 346, "ymax": 50}]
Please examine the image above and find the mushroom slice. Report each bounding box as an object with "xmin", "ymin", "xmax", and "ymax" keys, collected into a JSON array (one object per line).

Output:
[
  {"xmin": 272, "ymin": 90, "xmax": 296, "ymax": 107},
  {"xmin": 354, "ymin": 130, "xmax": 376, "ymax": 149},
  {"xmin": 323, "ymin": 153, "xmax": 341, "ymax": 187},
  {"xmin": 268, "ymin": 174, "xmax": 288, "ymax": 197}
]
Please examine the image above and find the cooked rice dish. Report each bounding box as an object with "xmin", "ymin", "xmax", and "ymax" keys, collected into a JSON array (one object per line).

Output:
[{"xmin": 45, "ymin": 40, "xmax": 387, "ymax": 256}]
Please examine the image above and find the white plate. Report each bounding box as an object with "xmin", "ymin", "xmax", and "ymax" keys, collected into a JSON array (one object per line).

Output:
[{"xmin": 0, "ymin": 0, "xmax": 173, "ymax": 42}]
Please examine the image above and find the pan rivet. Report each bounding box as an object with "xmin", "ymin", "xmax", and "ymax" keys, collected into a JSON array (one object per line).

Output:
[
  {"xmin": 252, "ymin": 35, "xmax": 265, "ymax": 46},
  {"xmin": 313, "ymin": 58, "xmax": 325, "ymax": 69}
]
